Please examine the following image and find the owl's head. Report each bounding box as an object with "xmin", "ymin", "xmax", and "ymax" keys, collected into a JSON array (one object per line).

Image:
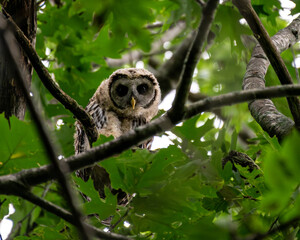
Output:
[{"xmin": 97, "ymin": 68, "xmax": 161, "ymax": 120}]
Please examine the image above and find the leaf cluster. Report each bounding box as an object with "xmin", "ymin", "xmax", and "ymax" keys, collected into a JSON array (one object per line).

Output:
[{"xmin": 1, "ymin": 0, "xmax": 300, "ymax": 239}]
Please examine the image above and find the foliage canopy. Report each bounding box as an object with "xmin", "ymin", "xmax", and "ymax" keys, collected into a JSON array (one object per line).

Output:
[{"xmin": 1, "ymin": 0, "xmax": 300, "ymax": 239}]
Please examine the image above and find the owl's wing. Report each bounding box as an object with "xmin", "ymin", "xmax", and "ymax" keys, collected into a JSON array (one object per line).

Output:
[{"xmin": 74, "ymin": 99, "xmax": 106, "ymax": 181}]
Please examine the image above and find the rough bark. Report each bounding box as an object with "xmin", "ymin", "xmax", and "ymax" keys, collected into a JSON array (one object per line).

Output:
[
  {"xmin": 0, "ymin": 0, "xmax": 36, "ymax": 120},
  {"xmin": 233, "ymin": 0, "xmax": 300, "ymax": 128},
  {"xmin": 3, "ymin": 10, "xmax": 98, "ymax": 143},
  {"xmin": 242, "ymin": 15, "xmax": 300, "ymax": 139}
]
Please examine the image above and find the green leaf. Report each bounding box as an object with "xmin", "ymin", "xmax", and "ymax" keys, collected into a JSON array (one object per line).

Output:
[
  {"xmin": 252, "ymin": 0, "xmax": 282, "ymax": 25},
  {"xmin": 291, "ymin": 0, "xmax": 300, "ymax": 15},
  {"xmin": 202, "ymin": 196, "xmax": 228, "ymax": 212},
  {"xmin": 93, "ymin": 134, "xmax": 114, "ymax": 147},
  {"xmin": 173, "ymin": 116, "xmax": 215, "ymax": 141},
  {"xmin": 230, "ymin": 129, "xmax": 237, "ymax": 151},
  {"xmin": 215, "ymin": 5, "xmax": 252, "ymax": 54},
  {"xmin": 136, "ymin": 146, "xmax": 187, "ymax": 195},
  {"xmin": 261, "ymin": 131, "xmax": 300, "ymax": 215},
  {"xmin": 0, "ymin": 115, "xmax": 46, "ymax": 175},
  {"xmin": 222, "ymin": 161, "xmax": 233, "ymax": 182},
  {"xmin": 74, "ymin": 177, "xmax": 117, "ymax": 220}
]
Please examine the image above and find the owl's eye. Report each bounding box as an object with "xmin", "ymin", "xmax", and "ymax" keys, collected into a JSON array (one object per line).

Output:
[
  {"xmin": 137, "ymin": 84, "xmax": 148, "ymax": 95},
  {"xmin": 116, "ymin": 84, "xmax": 128, "ymax": 97}
]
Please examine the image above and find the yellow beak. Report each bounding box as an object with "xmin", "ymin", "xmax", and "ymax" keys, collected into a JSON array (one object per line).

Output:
[{"xmin": 131, "ymin": 96, "xmax": 136, "ymax": 110}]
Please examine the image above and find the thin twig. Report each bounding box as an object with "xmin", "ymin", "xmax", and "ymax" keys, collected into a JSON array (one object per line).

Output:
[
  {"xmin": 268, "ymin": 217, "xmax": 279, "ymax": 233},
  {"xmin": 1, "ymin": 9, "xmax": 98, "ymax": 144},
  {"xmin": 8, "ymin": 183, "xmax": 52, "ymax": 239},
  {"xmin": 249, "ymin": 216, "xmax": 300, "ymax": 240},
  {"xmin": 0, "ymin": 16, "xmax": 92, "ymax": 240},
  {"xmin": 1, "ymin": 84, "xmax": 300, "ymax": 189},
  {"xmin": 109, "ymin": 208, "xmax": 131, "ymax": 231},
  {"xmin": 169, "ymin": 0, "xmax": 219, "ymax": 120},
  {"xmin": 232, "ymin": 0, "xmax": 300, "ymax": 130},
  {"xmin": 0, "ymin": 198, "xmax": 6, "ymax": 207}
]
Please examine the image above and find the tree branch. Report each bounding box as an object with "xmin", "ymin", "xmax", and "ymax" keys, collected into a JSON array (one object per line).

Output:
[
  {"xmin": 154, "ymin": 33, "xmax": 194, "ymax": 99},
  {"xmin": 1, "ymin": 84, "xmax": 300, "ymax": 190},
  {"xmin": 244, "ymin": 14, "xmax": 300, "ymax": 139},
  {"xmin": 154, "ymin": 28, "xmax": 216, "ymax": 99},
  {"xmin": 233, "ymin": 0, "xmax": 300, "ymax": 134},
  {"xmin": 2, "ymin": 181, "xmax": 131, "ymax": 240},
  {"xmin": 1, "ymin": 9, "xmax": 98, "ymax": 143},
  {"xmin": 8, "ymin": 183, "xmax": 52, "ymax": 238},
  {"xmin": 0, "ymin": 16, "xmax": 92, "ymax": 240},
  {"xmin": 169, "ymin": 0, "xmax": 219, "ymax": 120},
  {"xmin": 0, "ymin": 2, "xmax": 36, "ymax": 120}
]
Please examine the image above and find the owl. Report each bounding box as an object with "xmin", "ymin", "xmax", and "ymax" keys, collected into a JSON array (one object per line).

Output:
[{"xmin": 74, "ymin": 68, "xmax": 161, "ymax": 197}]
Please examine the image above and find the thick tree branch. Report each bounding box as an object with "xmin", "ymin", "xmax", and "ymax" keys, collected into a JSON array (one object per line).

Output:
[
  {"xmin": 0, "ymin": 18, "xmax": 92, "ymax": 240},
  {"xmin": 0, "ymin": 1, "xmax": 36, "ymax": 120},
  {"xmin": 233, "ymin": 0, "xmax": 300, "ymax": 135},
  {"xmin": 1, "ymin": 85, "xmax": 300, "ymax": 189},
  {"xmin": 2, "ymin": 9, "xmax": 98, "ymax": 143},
  {"xmin": 244, "ymin": 14, "xmax": 300, "ymax": 139},
  {"xmin": 169, "ymin": 0, "xmax": 219, "ymax": 120}
]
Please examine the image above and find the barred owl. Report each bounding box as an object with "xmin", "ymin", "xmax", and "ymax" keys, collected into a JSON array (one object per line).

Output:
[{"xmin": 74, "ymin": 68, "xmax": 161, "ymax": 197}]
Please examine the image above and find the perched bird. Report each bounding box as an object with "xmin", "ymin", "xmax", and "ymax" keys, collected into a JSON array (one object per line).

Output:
[{"xmin": 74, "ymin": 68, "xmax": 161, "ymax": 197}]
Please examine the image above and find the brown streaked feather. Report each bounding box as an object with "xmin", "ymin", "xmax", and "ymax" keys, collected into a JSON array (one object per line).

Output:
[
  {"xmin": 74, "ymin": 99, "xmax": 107, "ymax": 182},
  {"xmin": 74, "ymin": 68, "xmax": 161, "ymax": 203}
]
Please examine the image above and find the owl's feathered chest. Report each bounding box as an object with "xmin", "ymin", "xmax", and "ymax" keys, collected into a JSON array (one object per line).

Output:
[
  {"xmin": 97, "ymin": 109, "xmax": 147, "ymax": 138},
  {"xmin": 85, "ymin": 99, "xmax": 148, "ymax": 139}
]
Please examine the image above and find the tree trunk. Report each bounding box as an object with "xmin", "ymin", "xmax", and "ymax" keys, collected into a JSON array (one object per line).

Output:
[{"xmin": 0, "ymin": 0, "xmax": 36, "ymax": 120}]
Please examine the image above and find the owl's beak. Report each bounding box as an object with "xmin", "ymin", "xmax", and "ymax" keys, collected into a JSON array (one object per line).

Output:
[{"xmin": 131, "ymin": 96, "xmax": 136, "ymax": 110}]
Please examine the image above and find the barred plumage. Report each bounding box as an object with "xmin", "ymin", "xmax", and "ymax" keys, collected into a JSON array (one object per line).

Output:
[{"xmin": 74, "ymin": 68, "xmax": 161, "ymax": 197}]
